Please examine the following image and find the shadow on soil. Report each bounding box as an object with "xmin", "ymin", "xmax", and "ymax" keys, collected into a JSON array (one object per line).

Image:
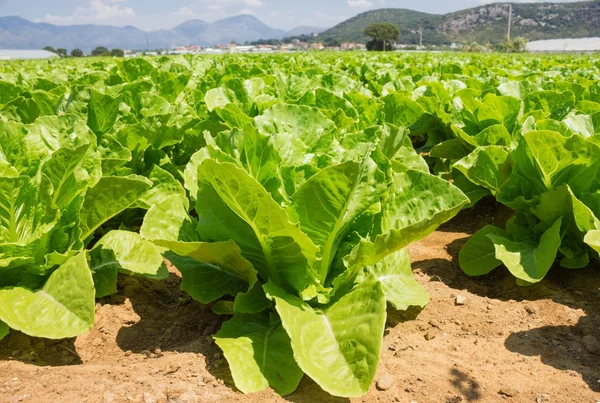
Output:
[
  {"xmin": 114, "ymin": 272, "xmax": 220, "ymax": 356},
  {"xmin": 0, "ymin": 335, "xmax": 82, "ymax": 366},
  {"xmin": 287, "ymin": 377, "xmax": 350, "ymax": 403},
  {"xmin": 113, "ymin": 271, "xmax": 237, "ymax": 386},
  {"xmin": 414, "ymin": 203, "xmax": 600, "ymax": 393},
  {"xmin": 115, "ymin": 272, "xmax": 355, "ymax": 401},
  {"xmin": 449, "ymin": 368, "xmax": 482, "ymax": 401}
]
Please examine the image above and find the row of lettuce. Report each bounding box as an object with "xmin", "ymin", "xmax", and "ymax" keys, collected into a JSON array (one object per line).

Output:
[{"xmin": 1, "ymin": 53, "xmax": 600, "ymax": 397}]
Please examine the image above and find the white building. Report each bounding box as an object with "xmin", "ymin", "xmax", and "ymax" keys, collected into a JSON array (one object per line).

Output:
[
  {"xmin": 0, "ymin": 50, "xmax": 60, "ymax": 60},
  {"xmin": 527, "ymin": 38, "xmax": 600, "ymax": 53}
]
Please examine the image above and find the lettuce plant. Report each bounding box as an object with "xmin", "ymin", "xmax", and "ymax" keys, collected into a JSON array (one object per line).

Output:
[
  {"xmin": 459, "ymin": 128, "xmax": 600, "ymax": 284},
  {"xmin": 142, "ymin": 117, "xmax": 468, "ymax": 397},
  {"xmin": 0, "ymin": 115, "xmax": 167, "ymax": 341}
]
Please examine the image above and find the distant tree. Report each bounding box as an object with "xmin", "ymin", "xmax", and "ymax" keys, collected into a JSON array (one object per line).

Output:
[
  {"xmin": 513, "ymin": 37, "xmax": 528, "ymax": 53},
  {"xmin": 43, "ymin": 46, "xmax": 56, "ymax": 53},
  {"xmin": 71, "ymin": 48, "xmax": 84, "ymax": 57},
  {"xmin": 364, "ymin": 22, "xmax": 399, "ymax": 51},
  {"xmin": 56, "ymin": 48, "xmax": 67, "ymax": 57},
  {"xmin": 464, "ymin": 41, "xmax": 483, "ymax": 53},
  {"xmin": 501, "ymin": 36, "xmax": 528, "ymax": 53},
  {"xmin": 324, "ymin": 38, "xmax": 341, "ymax": 47},
  {"xmin": 92, "ymin": 46, "xmax": 110, "ymax": 56},
  {"xmin": 110, "ymin": 48, "xmax": 125, "ymax": 57}
]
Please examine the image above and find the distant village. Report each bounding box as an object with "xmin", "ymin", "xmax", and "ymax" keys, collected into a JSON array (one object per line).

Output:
[
  {"xmin": 124, "ymin": 40, "xmax": 463, "ymax": 58},
  {"xmin": 126, "ymin": 40, "xmax": 366, "ymax": 58},
  {"xmin": 123, "ymin": 31, "xmax": 461, "ymax": 57}
]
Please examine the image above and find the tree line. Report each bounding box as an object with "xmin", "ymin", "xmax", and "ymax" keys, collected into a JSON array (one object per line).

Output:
[
  {"xmin": 363, "ymin": 22, "xmax": 527, "ymax": 53},
  {"xmin": 43, "ymin": 46, "xmax": 125, "ymax": 58}
]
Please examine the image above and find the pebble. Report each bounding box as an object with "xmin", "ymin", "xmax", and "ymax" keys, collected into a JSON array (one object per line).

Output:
[
  {"xmin": 498, "ymin": 387, "xmax": 519, "ymax": 397},
  {"xmin": 582, "ymin": 335, "xmax": 600, "ymax": 354},
  {"xmin": 536, "ymin": 393, "xmax": 550, "ymax": 402},
  {"xmin": 103, "ymin": 392, "xmax": 115, "ymax": 403},
  {"xmin": 424, "ymin": 332, "xmax": 436, "ymax": 341},
  {"xmin": 428, "ymin": 319, "xmax": 441, "ymax": 329},
  {"xmin": 455, "ymin": 295, "xmax": 467, "ymax": 306},
  {"xmin": 525, "ymin": 306, "xmax": 536, "ymax": 315},
  {"xmin": 164, "ymin": 364, "xmax": 181, "ymax": 375},
  {"xmin": 203, "ymin": 326, "xmax": 216, "ymax": 336},
  {"xmin": 376, "ymin": 374, "xmax": 395, "ymax": 391}
]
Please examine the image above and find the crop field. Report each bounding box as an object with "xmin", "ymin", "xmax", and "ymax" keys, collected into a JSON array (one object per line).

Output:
[{"xmin": 0, "ymin": 52, "xmax": 599, "ymax": 402}]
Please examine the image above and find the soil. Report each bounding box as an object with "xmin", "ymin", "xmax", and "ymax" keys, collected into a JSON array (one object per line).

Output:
[{"xmin": 1, "ymin": 198, "xmax": 600, "ymax": 403}]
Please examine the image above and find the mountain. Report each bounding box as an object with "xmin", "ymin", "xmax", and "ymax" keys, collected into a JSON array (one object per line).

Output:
[
  {"xmin": 320, "ymin": 1, "xmax": 600, "ymax": 45},
  {"xmin": 285, "ymin": 26, "xmax": 327, "ymax": 37},
  {"xmin": 196, "ymin": 15, "xmax": 285, "ymax": 45},
  {"xmin": 0, "ymin": 14, "xmax": 285, "ymax": 51},
  {"xmin": 172, "ymin": 19, "xmax": 209, "ymax": 38},
  {"xmin": 3, "ymin": 1, "xmax": 598, "ymax": 51}
]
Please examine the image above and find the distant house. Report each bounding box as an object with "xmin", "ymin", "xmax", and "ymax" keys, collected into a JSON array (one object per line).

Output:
[
  {"xmin": 0, "ymin": 49, "xmax": 59, "ymax": 60},
  {"xmin": 340, "ymin": 42, "xmax": 365, "ymax": 51},
  {"xmin": 230, "ymin": 45, "xmax": 255, "ymax": 53}
]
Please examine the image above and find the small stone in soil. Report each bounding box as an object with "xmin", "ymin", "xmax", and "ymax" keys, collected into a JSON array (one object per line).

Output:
[
  {"xmin": 455, "ymin": 295, "xmax": 467, "ymax": 306},
  {"xmin": 498, "ymin": 387, "xmax": 519, "ymax": 397},
  {"xmin": 424, "ymin": 332, "xmax": 436, "ymax": 341},
  {"xmin": 376, "ymin": 374, "xmax": 395, "ymax": 391},
  {"xmin": 525, "ymin": 306, "xmax": 536, "ymax": 315},
  {"xmin": 536, "ymin": 393, "xmax": 550, "ymax": 403},
  {"xmin": 164, "ymin": 364, "xmax": 181, "ymax": 375},
  {"xmin": 103, "ymin": 392, "xmax": 115, "ymax": 403},
  {"xmin": 202, "ymin": 326, "xmax": 215, "ymax": 336},
  {"xmin": 582, "ymin": 335, "xmax": 600, "ymax": 354},
  {"xmin": 428, "ymin": 319, "xmax": 441, "ymax": 329}
]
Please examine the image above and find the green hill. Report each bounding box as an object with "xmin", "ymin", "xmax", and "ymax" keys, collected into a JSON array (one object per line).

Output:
[{"xmin": 320, "ymin": 1, "xmax": 600, "ymax": 45}]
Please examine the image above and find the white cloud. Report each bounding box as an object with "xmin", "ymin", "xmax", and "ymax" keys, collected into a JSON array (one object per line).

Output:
[
  {"xmin": 348, "ymin": 0, "xmax": 373, "ymax": 8},
  {"xmin": 164, "ymin": 0, "xmax": 264, "ymax": 25},
  {"xmin": 301, "ymin": 11, "xmax": 348, "ymax": 27},
  {"xmin": 171, "ymin": 7, "xmax": 196, "ymax": 17},
  {"xmin": 38, "ymin": 0, "xmax": 135, "ymax": 25},
  {"xmin": 243, "ymin": 0, "xmax": 264, "ymax": 7}
]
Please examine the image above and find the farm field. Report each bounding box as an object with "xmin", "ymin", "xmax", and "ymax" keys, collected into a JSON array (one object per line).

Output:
[{"xmin": 0, "ymin": 52, "xmax": 599, "ymax": 402}]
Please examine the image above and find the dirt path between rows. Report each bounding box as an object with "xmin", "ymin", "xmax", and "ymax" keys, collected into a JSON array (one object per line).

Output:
[{"xmin": 1, "ymin": 200, "xmax": 599, "ymax": 403}]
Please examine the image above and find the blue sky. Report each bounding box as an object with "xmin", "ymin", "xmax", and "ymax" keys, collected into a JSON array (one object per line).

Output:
[{"xmin": 0, "ymin": 0, "xmax": 583, "ymax": 31}]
